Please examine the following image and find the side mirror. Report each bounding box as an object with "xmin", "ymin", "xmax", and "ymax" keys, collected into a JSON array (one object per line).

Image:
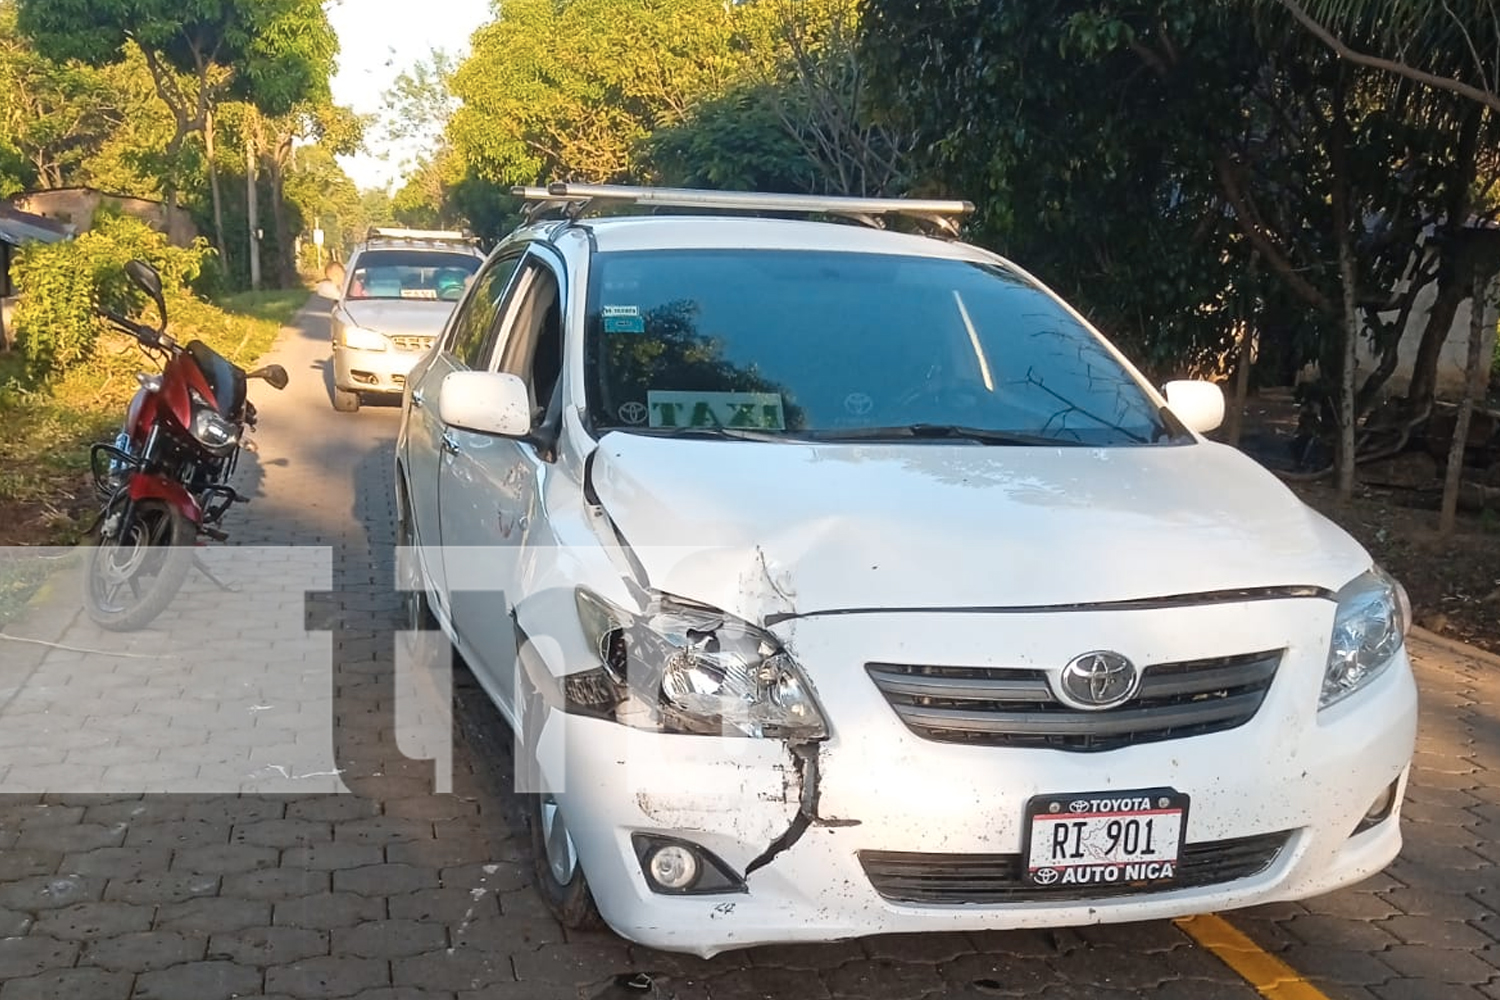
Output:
[
  {"xmin": 1163, "ymin": 380, "xmax": 1225, "ymax": 434},
  {"xmin": 315, "ymin": 279, "xmax": 341, "ymax": 300},
  {"xmin": 124, "ymin": 259, "xmax": 168, "ymax": 329},
  {"xmin": 248, "ymin": 364, "xmax": 289, "ymax": 391},
  {"xmin": 438, "ymin": 370, "xmax": 531, "ymax": 438}
]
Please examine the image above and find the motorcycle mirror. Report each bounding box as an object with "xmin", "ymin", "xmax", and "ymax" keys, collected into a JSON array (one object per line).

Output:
[
  {"xmin": 248, "ymin": 364, "xmax": 289, "ymax": 391},
  {"xmin": 124, "ymin": 259, "xmax": 168, "ymax": 330}
]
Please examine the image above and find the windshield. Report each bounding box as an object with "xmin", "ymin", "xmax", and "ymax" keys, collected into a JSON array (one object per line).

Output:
[
  {"xmin": 346, "ymin": 249, "xmax": 481, "ymax": 302},
  {"xmin": 584, "ymin": 249, "xmax": 1179, "ymax": 446}
]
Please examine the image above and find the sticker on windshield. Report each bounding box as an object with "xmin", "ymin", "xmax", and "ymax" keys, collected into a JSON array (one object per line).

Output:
[
  {"xmin": 602, "ymin": 305, "xmax": 645, "ymax": 334},
  {"xmin": 647, "ymin": 391, "xmax": 785, "ymax": 430}
]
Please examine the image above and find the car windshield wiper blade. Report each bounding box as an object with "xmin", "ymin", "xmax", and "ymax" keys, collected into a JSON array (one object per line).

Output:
[
  {"xmin": 805, "ymin": 424, "xmax": 1085, "ymax": 446},
  {"xmin": 612, "ymin": 425, "xmax": 786, "ymax": 442}
]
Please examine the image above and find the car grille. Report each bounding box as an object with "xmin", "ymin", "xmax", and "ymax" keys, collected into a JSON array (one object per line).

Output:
[
  {"xmin": 866, "ymin": 649, "xmax": 1282, "ymax": 752},
  {"xmin": 390, "ymin": 335, "xmax": 434, "ymax": 353},
  {"xmin": 859, "ymin": 831, "xmax": 1291, "ymax": 904}
]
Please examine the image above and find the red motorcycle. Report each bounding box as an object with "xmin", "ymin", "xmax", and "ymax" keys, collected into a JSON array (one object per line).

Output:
[{"xmin": 84, "ymin": 260, "xmax": 288, "ymax": 631}]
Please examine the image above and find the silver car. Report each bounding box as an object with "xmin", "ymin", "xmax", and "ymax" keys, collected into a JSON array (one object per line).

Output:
[{"xmin": 316, "ymin": 228, "xmax": 485, "ymax": 412}]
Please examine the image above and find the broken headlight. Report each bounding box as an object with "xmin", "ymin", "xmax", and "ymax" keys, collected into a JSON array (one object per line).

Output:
[
  {"xmin": 570, "ymin": 587, "xmax": 828, "ymax": 739},
  {"xmin": 1321, "ymin": 566, "xmax": 1410, "ymax": 710}
]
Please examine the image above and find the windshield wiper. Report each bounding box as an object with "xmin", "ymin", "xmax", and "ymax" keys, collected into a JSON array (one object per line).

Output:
[
  {"xmin": 804, "ymin": 424, "xmax": 1086, "ymax": 447},
  {"xmin": 611, "ymin": 425, "xmax": 787, "ymax": 442}
]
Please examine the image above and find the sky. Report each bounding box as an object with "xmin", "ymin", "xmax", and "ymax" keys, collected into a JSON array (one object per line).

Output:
[{"xmin": 325, "ymin": 0, "xmax": 493, "ymax": 192}]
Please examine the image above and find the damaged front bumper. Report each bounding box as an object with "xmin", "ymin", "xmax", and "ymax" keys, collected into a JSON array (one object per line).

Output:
[{"xmin": 538, "ymin": 601, "xmax": 1417, "ymax": 958}]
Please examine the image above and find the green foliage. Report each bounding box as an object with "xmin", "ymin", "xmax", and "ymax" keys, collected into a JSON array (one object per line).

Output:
[
  {"xmin": 10, "ymin": 213, "xmax": 209, "ymax": 381},
  {"xmin": 450, "ymin": 0, "xmax": 767, "ymax": 184},
  {"xmin": 643, "ymin": 83, "xmax": 820, "ymax": 192}
]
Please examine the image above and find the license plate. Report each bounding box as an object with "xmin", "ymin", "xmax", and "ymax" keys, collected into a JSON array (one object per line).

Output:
[{"xmin": 1024, "ymin": 788, "xmax": 1189, "ymax": 889}]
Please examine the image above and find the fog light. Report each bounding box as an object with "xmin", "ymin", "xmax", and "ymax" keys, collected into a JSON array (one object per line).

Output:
[
  {"xmin": 1353, "ymin": 779, "xmax": 1400, "ymax": 835},
  {"xmin": 647, "ymin": 844, "xmax": 700, "ymax": 891},
  {"xmin": 631, "ymin": 834, "xmax": 747, "ymax": 895}
]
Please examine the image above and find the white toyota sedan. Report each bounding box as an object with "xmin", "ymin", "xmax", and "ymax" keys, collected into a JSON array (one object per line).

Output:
[{"xmin": 394, "ymin": 184, "xmax": 1417, "ymax": 957}]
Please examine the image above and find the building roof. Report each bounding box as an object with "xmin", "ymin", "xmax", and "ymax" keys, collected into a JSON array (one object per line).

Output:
[{"xmin": 0, "ymin": 203, "xmax": 72, "ymax": 246}]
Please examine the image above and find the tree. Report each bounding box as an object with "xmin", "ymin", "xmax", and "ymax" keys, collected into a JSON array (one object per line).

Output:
[
  {"xmin": 16, "ymin": 0, "xmax": 339, "ymax": 260},
  {"xmin": 1277, "ymin": 0, "xmax": 1500, "ymax": 113},
  {"xmin": 0, "ymin": 0, "xmax": 122, "ymax": 190},
  {"xmin": 449, "ymin": 0, "xmax": 768, "ymax": 184}
]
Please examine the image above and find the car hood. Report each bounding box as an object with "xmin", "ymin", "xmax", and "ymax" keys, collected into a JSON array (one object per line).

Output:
[
  {"xmin": 589, "ymin": 434, "xmax": 1370, "ymax": 622},
  {"xmin": 340, "ymin": 299, "xmax": 455, "ymax": 337}
]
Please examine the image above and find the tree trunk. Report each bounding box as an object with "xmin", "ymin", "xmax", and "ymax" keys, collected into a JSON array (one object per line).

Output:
[
  {"xmin": 205, "ymin": 108, "xmax": 228, "ymax": 265},
  {"xmin": 246, "ymin": 133, "xmax": 261, "ymax": 293},
  {"xmin": 1335, "ymin": 227, "xmax": 1359, "ymax": 500},
  {"xmin": 1224, "ymin": 253, "xmax": 1259, "ymax": 448},
  {"xmin": 1439, "ymin": 270, "xmax": 1491, "ymax": 535},
  {"xmin": 1406, "ymin": 107, "xmax": 1481, "ymax": 416},
  {"xmin": 270, "ymin": 135, "xmax": 294, "ymax": 288}
]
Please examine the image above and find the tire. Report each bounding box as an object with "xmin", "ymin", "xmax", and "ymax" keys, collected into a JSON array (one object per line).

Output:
[
  {"xmin": 395, "ymin": 484, "xmax": 437, "ymax": 632},
  {"xmin": 522, "ymin": 672, "xmax": 604, "ymax": 930},
  {"xmin": 82, "ymin": 498, "xmax": 195, "ymax": 632},
  {"xmin": 333, "ymin": 386, "xmax": 361, "ymax": 413}
]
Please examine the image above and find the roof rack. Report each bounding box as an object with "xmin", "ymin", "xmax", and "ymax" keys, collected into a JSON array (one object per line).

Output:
[
  {"xmin": 511, "ymin": 183, "xmax": 975, "ymax": 236},
  {"xmin": 365, "ymin": 226, "xmax": 476, "ymax": 244}
]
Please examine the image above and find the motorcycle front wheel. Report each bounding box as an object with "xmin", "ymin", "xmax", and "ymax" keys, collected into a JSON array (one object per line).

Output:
[{"xmin": 83, "ymin": 497, "xmax": 195, "ymax": 632}]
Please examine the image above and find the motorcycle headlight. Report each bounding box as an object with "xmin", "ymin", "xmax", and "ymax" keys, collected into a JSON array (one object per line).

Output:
[
  {"xmin": 340, "ymin": 325, "xmax": 388, "ymax": 352},
  {"xmin": 1321, "ymin": 567, "xmax": 1410, "ymax": 709},
  {"xmin": 189, "ymin": 389, "xmax": 239, "ymax": 450},
  {"xmin": 569, "ymin": 588, "xmax": 828, "ymax": 739}
]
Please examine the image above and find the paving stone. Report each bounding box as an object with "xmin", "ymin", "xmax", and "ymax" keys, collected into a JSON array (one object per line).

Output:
[
  {"xmin": 14, "ymin": 823, "xmax": 125, "ymax": 853},
  {"xmin": 1382, "ymin": 913, "xmax": 1496, "ymax": 949},
  {"xmin": 821, "ymin": 959, "xmax": 948, "ymax": 998},
  {"xmin": 336, "ymin": 816, "xmax": 435, "ymax": 846},
  {"xmin": 1380, "ymin": 944, "xmax": 1499, "ymax": 983},
  {"xmin": 171, "ymin": 843, "xmax": 280, "ymax": 875},
  {"xmin": 265, "ymin": 955, "xmax": 391, "ymax": 998},
  {"xmin": 273, "ymin": 891, "xmax": 386, "ymax": 929},
  {"xmin": 103, "ymin": 872, "xmax": 219, "ymax": 905},
  {"xmin": 0, "ymin": 937, "xmax": 78, "ymax": 982},
  {"xmin": 232, "ymin": 818, "xmax": 332, "ymax": 848},
  {"xmin": 0, "ymin": 968, "xmax": 133, "ymax": 1000},
  {"xmin": 1278, "ymin": 945, "xmax": 1398, "ymax": 986},
  {"xmin": 208, "ymin": 925, "xmax": 330, "ymax": 965},
  {"xmin": 334, "ymin": 863, "xmax": 440, "ymax": 896},
  {"xmin": 81, "ymin": 930, "xmax": 206, "ymax": 973},
  {"xmin": 133, "ymin": 960, "xmax": 264, "ymax": 1000},
  {"xmin": 59, "ymin": 846, "xmax": 172, "ymax": 879},
  {"xmin": 282, "ymin": 842, "xmax": 385, "ymax": 871},
  {"xmin": 388, "ymin": 887, "xmax": 501, "ymax": 924},
  {"xmin": 0, "ymin": 851, "xmax": 62, "ymax": 881},
  {"xmin": 221, "ymin": 867, "xmax": 330, "ymax": 901},
  {"xmin": 335, "ymin": 919, "xmax": 450, "ymax": 959},
  {"xmin": 284, "ymin": 796, "xmax": 383, "ymax": 824},
  {"xmin": 393, "ymin": 948, "xmax": 516, "ymax": 992},
  {"xmin": 0, "ymin": 874, "xmax": 103, "ymax": 911},
  {"xmin": 33, "ymin": 900, "xmax": 153, "ymax": 940},
  {"xmin": 0, "ymin": 908, "xmax": 32, "ymax": 936},
  {"xmin": 0, "ymin": 805, "xmax": 84, "ymax": 829},
  {"xmin": 124, "ymin": 820, "xmax": 231, "ymax": 849},
  {"xmin": 437, "ymin": 863, "xmax": 528, "ymax": 893}
]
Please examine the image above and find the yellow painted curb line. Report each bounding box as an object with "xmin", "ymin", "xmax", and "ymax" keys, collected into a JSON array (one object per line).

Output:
[{"xmin": 1175, "ymin": 915, "xmax": 1331, "ymax": 1000}]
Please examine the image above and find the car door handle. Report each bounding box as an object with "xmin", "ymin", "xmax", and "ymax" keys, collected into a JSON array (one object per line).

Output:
[
  {"xmin": 440, "ymin": 430, "xmax": 460, "ymax": 455},
  {"xmin": 411, "ymin": 388, "xmax": 425, "ymax": 408}
]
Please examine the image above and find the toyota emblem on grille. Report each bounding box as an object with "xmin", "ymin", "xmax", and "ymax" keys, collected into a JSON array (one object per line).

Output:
[{"xmin": 1056, "ymin": 651, "xmax": 1140, "ymax": 711}]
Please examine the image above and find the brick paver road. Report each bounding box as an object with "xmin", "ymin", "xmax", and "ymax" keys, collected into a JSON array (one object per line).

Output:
[{"xmin": 0, "ymin": 302, "xmax": 1495, "ymax": 998}]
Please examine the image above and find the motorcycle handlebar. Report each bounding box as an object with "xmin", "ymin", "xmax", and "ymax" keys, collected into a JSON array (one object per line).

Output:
[{"xmin": 99, "ymin": 309, "xmax": 163, "ymax": 348}]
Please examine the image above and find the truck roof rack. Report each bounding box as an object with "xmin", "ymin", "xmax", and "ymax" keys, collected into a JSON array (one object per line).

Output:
[{"xmin": 511, "ymin": 184, "xmax": 974, "ymax": 236}]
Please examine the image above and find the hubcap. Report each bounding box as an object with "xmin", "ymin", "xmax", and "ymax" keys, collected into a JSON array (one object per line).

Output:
[{"xmin": 539, "ymin": 794, "xmax": 578, "ymax": 885}]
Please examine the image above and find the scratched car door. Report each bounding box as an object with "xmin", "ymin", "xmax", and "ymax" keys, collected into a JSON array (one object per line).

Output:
[{"xmin": 438, "ymin": 251, "xmax": 565, "ymax": 718}]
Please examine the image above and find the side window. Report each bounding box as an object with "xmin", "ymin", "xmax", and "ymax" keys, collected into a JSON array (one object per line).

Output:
[
  {"xmin": 492, "ymin": 260, "xmax": 564, "ymax": 416},
  {"xmin": 444, "ymin": 253, "xmax": 523, "ymax": 369}
]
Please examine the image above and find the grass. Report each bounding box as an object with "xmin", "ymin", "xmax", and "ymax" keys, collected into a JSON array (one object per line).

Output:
[{"xmin": 0, "ymin": 287, "xmax": 309, "ymax": 552}]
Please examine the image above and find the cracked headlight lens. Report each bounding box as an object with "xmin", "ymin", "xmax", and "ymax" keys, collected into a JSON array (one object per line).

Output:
[
  {"xmin": 1321, "ymin": 567, "xmax": 1409, "ymax": 710},
  {"xmin": 572, "ymin": 587, "xmax": 827, "ymax": 739}
]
